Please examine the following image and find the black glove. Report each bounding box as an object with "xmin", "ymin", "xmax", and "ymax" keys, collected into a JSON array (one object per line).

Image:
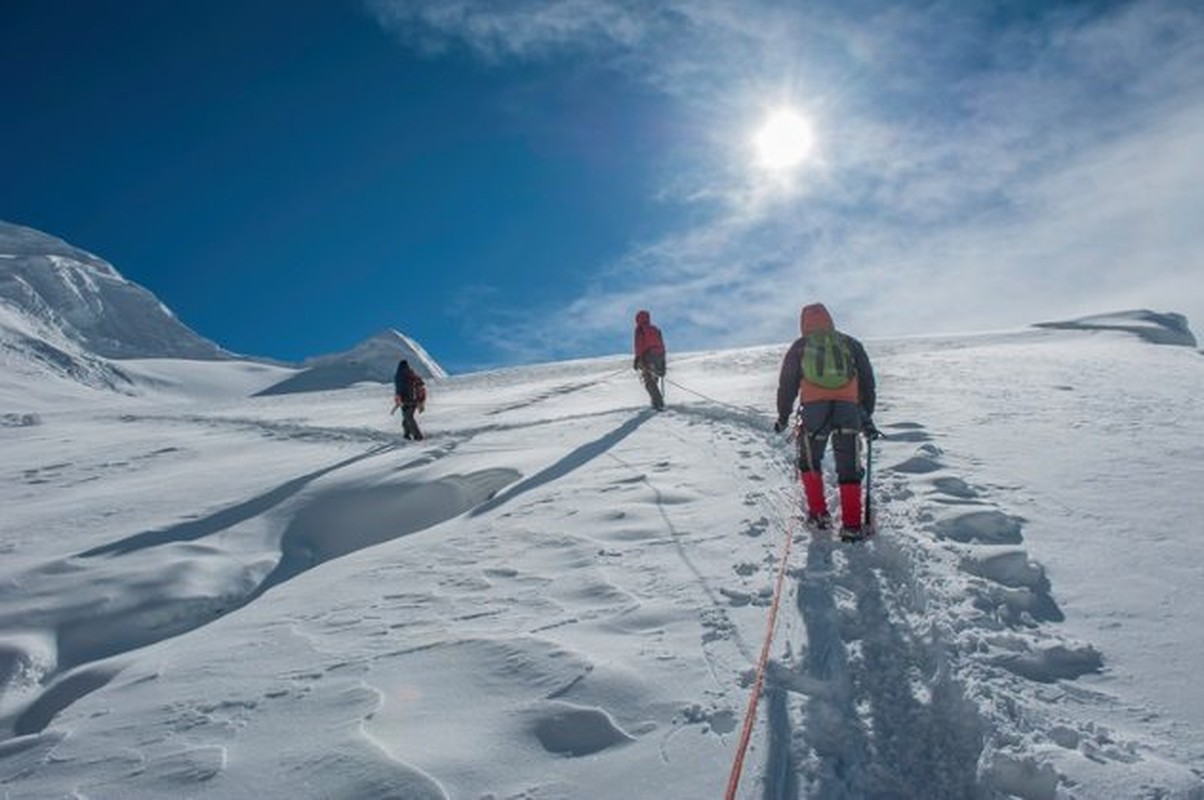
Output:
[
  {"xmin": 633, "ymin": 357, "xmax": 640, "ymax": 371},
  {"xmin": 773, "ymin": 417, "xmax": 788, "ymax": 434}
]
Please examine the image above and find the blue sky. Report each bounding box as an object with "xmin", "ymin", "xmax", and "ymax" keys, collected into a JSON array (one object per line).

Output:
[{"xmin": 2, "ymin": 1, "xmax": 1202, "ymax": 372}]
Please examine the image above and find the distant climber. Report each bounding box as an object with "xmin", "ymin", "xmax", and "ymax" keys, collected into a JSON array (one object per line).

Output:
[
  {"xmin": 774, "ymin": 303, "xmax": 877, "ymax": 539},
  {"xmin": 393, "ymin": 359, "xmax": 426, "ymax": 441},
  {"xmin": 633, "ymin": 309, "xmax": 667, "ymax": 411}
]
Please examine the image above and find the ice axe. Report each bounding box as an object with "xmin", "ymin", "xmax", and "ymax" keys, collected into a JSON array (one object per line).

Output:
[
  {"xmin": 864, "ymin": 432, "xmax": 874, "ymax": 531},
  {"xmin": 863, "ymin": 422, "xmax": 884, "ymax": 531}
]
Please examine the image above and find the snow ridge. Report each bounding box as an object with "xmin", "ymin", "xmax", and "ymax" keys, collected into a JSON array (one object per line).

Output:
[{"xmin": 1034, "ymin": 309, "xmax": 1198, "ymax": 347}]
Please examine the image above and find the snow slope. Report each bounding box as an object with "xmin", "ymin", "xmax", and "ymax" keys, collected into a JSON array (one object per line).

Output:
[
  {"xmin": 1, "ymin": 316, "xmax": 1202, "ymax": 799},
  {"xmin": 0, "ymin": 302, "xmax": 137, "ymax": 403}
]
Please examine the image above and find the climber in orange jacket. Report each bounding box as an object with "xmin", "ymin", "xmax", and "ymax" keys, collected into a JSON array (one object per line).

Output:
[{"xmin": 774, "ymin": 303, "xmax": 876, "ymax": 539}]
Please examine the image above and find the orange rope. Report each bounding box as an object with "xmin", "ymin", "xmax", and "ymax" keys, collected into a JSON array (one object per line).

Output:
[{"xmin": 724, "ymin": 511, "xmax": 798, "ymax": 799}]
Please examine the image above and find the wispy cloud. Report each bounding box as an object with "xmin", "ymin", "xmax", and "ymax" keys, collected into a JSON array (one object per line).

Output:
[
  {"xmin": 369, "ymin": 0, "xmax": 1204, "ymax": 361},
  {"xmin": 365, "ymin": 0, "xmax": 654, "ymax": 61}
]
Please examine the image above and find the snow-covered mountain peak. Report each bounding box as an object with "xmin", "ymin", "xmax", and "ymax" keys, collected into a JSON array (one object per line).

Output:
[
  {"xmin": 334, "ymin": 328, "xmax": 448, "ymax": 380},
  {"xmin": 0, "ymin": 222, "xmax": 456, "ymax": 402},
  {"xmin": 0, "ymin": 220, "xmax": 229, "ymax": 361},
  {"xmin": 0, "ymin": 220, "xmax": 114, "ymax": 275},
  {"xmin": 254, "ymin": 328, "xmax": 447, "ymax": 396}
]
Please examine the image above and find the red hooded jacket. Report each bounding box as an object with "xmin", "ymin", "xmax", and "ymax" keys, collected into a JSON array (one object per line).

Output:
[{"xmin": 633, "ymin": 310, "xmax": 665, "ymax": 360}]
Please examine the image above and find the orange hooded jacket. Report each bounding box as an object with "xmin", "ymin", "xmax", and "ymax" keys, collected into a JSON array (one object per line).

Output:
[{"xmin": 775, "ymin": 303, "xmax": 875, "ymax": 422}]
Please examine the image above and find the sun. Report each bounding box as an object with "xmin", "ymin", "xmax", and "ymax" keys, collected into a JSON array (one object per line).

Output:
[{"xmin": 752, "ymin": 108, "xmax": 815, "ymax": 171}]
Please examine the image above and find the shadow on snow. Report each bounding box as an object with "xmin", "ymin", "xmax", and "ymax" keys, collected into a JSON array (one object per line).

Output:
[{"xmin": 469, "ymin": 409, "xmax": 656, "ymax": 518}]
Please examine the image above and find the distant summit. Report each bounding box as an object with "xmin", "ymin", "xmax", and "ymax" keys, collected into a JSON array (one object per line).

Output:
[
  {"xmin": 0, "ymin": 221, "xmax": 449, "ymax": 399},
  {"xmin": 1034, "ymin": 310, "xmax": 1197, "ymax": 348},
  {"xmin": 254, "ymin": 329, "xmax": 447, "ymax": 396},
  {"xmin": 0, "ymin": 220, "xmax": 229, "ymax": 361}
]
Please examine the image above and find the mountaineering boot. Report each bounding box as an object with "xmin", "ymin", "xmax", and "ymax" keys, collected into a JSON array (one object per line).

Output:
[
  {"xmin": 805, "ymin": 510, "xmax": 832, "ymax": 531},
  {"xmin": 801, "ymin": 471, "xmax": 828, "ymax": 520},
  {"xmin": 839, "ymin": 482, "xmax": 865, "ymax": 541}
]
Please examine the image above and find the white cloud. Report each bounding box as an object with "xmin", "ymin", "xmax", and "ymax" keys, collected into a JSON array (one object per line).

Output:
[{"xmin": 369, "ymin": 0, "xmax": 1204, "ymax": 358}]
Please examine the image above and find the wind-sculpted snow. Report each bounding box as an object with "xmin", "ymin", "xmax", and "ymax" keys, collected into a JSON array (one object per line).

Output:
[
  {"xmin": 1, "ymin": 325, "xmax": 1202, "ymax": 798},
  {"xmin": 934, "ymin": 509, "xmax": 1026, "ymax": 545},
  {"xmin": 530, "ymin": 701, "xmax": 636, "ymax": 756},
  {"xmin": 258, "ymin": 466, "xmax": 519, "ymax": 592},
  {"xmin": 1035, "ymin": 309, "xmax": 1198, "ymax": 348},
  {"xmin": 0, "ymin": 433, "xmax": 516, "ymax": 742}
]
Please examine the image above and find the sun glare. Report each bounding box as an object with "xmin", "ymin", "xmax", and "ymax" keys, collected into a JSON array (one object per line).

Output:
[{"xmin": 752, "ymin": 108, "xmax": 815, "ymax": 171}]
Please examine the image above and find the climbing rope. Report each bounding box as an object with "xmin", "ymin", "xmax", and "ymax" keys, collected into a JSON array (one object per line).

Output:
[
  {"xmin": 723, "ymin": 506, "xmax": 799, "ymax": 799},
  {"xmin": 663, "ymin": 378, "xmax": 766, "ymax": 417}
]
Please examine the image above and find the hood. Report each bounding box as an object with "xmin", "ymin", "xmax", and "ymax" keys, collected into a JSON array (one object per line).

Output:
[
  {"xmin": 800, "ymin": 303, "xmax": 835, "ymax": 335},
  {"xmin": 635, "ymin": 310, "xmax": 651, "ymax": 326}
]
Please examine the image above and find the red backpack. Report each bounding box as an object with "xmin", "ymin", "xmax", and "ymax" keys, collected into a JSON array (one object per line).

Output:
[{"xmin": 409, "ymin": 373, "xmax": 427, "ymax": 407}]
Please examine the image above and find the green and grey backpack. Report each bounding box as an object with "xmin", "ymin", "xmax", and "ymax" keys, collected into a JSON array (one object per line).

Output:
[{"xmin": 801, "ymin": 329, "xmax": 855, "ymax": 389}]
